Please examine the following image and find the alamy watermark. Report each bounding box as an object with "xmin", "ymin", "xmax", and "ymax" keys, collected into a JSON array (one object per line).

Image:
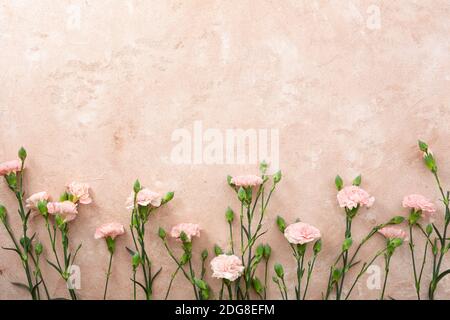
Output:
[{"xmin": 170, "ymin": 121, "xmax": 280, "ymax": 173}]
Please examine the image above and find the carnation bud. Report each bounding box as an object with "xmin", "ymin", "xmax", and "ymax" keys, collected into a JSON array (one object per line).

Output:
[
  {"xmin": 342, "ymin": 237, "xmax": 353, "ymax": 251},
  {"xmin": 18, "ymin": 147, "xmax": 27, "ymax": 161},
  {"xmin": 194, "ymin": 278, "xmax": 208, "ymax": 290},
  {"xmin": 180, "ymin": 252, "xmax": 190, "ymax": 265},
  {"xmin": 274, "ymin": 263, "xmax": 284, "ymax": 278},
  {"xmin": 214, "ymin": 244, "xmax": 223, "ymax": 256},
  {"xmin": 272, "ymin": 276, "xmax": 279, "ymax": 284},
  {"xmin": 263, "ymin": 244, "xmax": 272, "ymax": 260},
  {"xmin": 157, "ymin": 227, "xmax": 166, "ymax": 239},
  {"xmin": 252, "ymin": 277, "xmax": 264, "ymax": 294},
  {"xmin": 59, "ymin": 192, "xmax": 69, "ymax": 202},
  {"xmin": 418, "ymin": 140, "xmax": 428, "ymax": 153},
  {"xmin": 388, "ymin": 216, "xmax": 405, "ymax": 225},
  {"xmin": 133, "ymin": 179, "xmax": 141, "ymax": 194},
  {"xmin": 313, "ymin": 239, "xmax": 322, "ymax": 255},
  {"xmin": 335, "ymin": 175, "xmax": 343, "ymax": 191},
  {"xmin": 426, "ymin": 224, "xmax": 433, "ymax": 236},
  {"xmin": 35, "ymin": 242, "xmax": 43, "ymax": 256},
  {"xmin": 132, "ymin": 253, "xmax": 141, "ymax": 269},
  {"xmin": 201, "ymin": 249, "xmax": 208, "ymax": 261},
  {"xmin": 273, "ymin": 170, "xmax": 282, "ymax": 184},
  {"xmin": 237, "ymin": 187, "xmax": 246, "ymax": 202},
  {"xmin": 256, "ymin": 244, "xmax": 265, "ymax": 257},
  {"xmin": 162, "ymin": 191, "xmax": 174, "ymax": 204},
  {"xmin": 352, "ymin": 175, "xmax": 362, "ymax": 186},
  {"xmin": 0, "ymin": 204, "xmax": 6, "ymax": 222},
  {"xmin": 259, "ymin": 161, "xmax": 268, "ymax": 175},
  {"xmin": 225, "ymin": 207, "xmax": 234, "ymax": 223},
  {"xmin": 389, "ymin": 238, "xmax": 403, "ymax": 249},
  {"xmin": 332, "ymin": 268, "xmax": 342, "ymax": 282},
  {"xmin": 276, "ymin": 216, "xmax": 286, "ymax": 233},
  {"xmin": 423, "ymin": 153, "xmax": 437, "ymax": 173}
]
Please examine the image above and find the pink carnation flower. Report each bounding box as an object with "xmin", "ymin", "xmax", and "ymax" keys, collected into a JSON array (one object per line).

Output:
[
  {"xmin": 67, "ymin": 182, "xmax": 92, "ymax": 205},
  {"xmin": 337, "ymin": 186, "xmax": 375, "ymax": 209},
  {"xmin": 170, "ymin": 223, "xmax": 201, "ymax": 241},
  {"xmin": 0, "ymin": 160, "xmax": 22, "ymax": 176},
  {"xmin": 26, "ymin": 191, "xmax": 50, "ymax": 211},
  {"xmin": 284, "ymin": 222, "xmax": 321, "ymax": 245},
  {"xmin": 231, "ymin": 175, "xmax": 263, "ymax": 188},
  {"xmin": 47, "ymin": 201, "xmax": 78, "ymax": 222},
  {"xmin": 126, "ymin": 188, "xmax": 162, "ymax": 209},
  {"xmin": 210, "ymin": 254, "xmax": 244, "ymax": 281},
  {"xmin": 95, "ymin": 222, "xmax": 125, "ymax": 240},
  {"xmin": 402, "ymin": 194, "xmax": 436, "ymax": 213},
  {"xmin": 378, "ymin": 226, "xmax": 408, "ymax": 241}
]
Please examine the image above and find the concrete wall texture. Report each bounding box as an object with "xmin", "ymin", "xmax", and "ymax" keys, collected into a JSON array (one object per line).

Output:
[{"xmin": 0, "ymin": 0, "xmax": 449, "ymax": 299}]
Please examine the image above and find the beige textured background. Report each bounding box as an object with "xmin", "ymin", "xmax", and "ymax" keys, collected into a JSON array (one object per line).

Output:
[{"xmin": 0, "ymin": 0, "xmax": 449, "ymax": 300}]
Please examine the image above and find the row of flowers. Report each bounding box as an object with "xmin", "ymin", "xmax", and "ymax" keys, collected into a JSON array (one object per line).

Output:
[{"xmin": 0, "ymin": 140, "xmax": 448, "ymax": 300}]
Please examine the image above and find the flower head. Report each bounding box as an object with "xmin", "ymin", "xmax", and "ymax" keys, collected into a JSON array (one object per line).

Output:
[
  {"xmin": 284, "ymin": 222, "xmax": 321, "ymax": 245},
  {"xmin": 26, "ymin": 191, "xmax": 50, "ymax": 211},
  {"xmin": 231, "ymin": 175, "xmax": 263, "ymax": 188},
  {"xmin": 47, "ymin": 201, "xmax": 78, "ymax": 222},
  {"xmin": 126, "ymin": 188, "xmax": 162, "ymax": 209},
  {"xmin": 95, "ymin": 222, "xmax": 125, "ymax": 240},
  {"xmin": 170, "ymin": 223, "xmax": 201, "ymax": 242},
  {"xmin": 337, "ymin": 186, "xmax": 375, "ymax": 210},
  {"xmin": 67, "ymin": 182, "xmax": 92, "ymax": 204},
  {"xmin": 0, "ymin": 160, "xmax": 22, "ymax": 176},
  {"xmin": 402, "ymin": 194, "xmax": 436, "ymax": 214},
  {"xmin": 210, "ymin": 254, "xmax": 244, "ymax": 281},
  {"xmin": 378, "ymin": 226, "xmax": 408, "ymax": 241}
]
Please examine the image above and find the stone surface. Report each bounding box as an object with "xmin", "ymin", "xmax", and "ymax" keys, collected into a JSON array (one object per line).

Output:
[{"xmin": 0, "ymin": 0, "xmax": 449, "ymax": 300}]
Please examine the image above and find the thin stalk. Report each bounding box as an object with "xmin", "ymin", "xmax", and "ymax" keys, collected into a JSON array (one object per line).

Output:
[{"xmin": 103, "ymin": 251, "xmax": 114, "ymax": 300}]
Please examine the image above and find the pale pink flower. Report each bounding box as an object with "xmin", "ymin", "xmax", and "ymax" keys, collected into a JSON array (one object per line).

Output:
[
  {"xmin": 210, "ymin": 254, "xmax": 244, "ymax": 281},
  {"xmin": 0, "ymin": 160, "xmax": 22, "ymax": 176},
  {"xmin": 126, "ymin": 188, "xmax": 162, "ymax": 209},
  {"xmin": 170, "ymin": 223, "xmax": 201, "ymax": 242},
  {"xmin": 231, "ymin": 175, "xmax": 263, "ymax": 188},
  {"xmin": 284, "ymin": 222, "xmax": 321, "ymax": 245},
  {"xmin": 94, "ymin": 222, "xmax": 125, "ymax": 240},
  {"xmin": 67, "ymin": 182, "xmax": 92, "ymax": 204},
  {"xmin": 337, "ymin": 186, "xmax": 375, "ymax": 209},
  {"xmin": 47, "ymin": 201, "xmax": 78, "ymax": 222},
  {"xmin": 402, "ymin": 194, "xmax": 436, "ymax": 213},
  {"xmin": 26, "ymin": 191, "xmax": 49, "ymax": 211},
  {"xmin": 378, "ymin": 226, "xmax": 408, "ymax": 241}
]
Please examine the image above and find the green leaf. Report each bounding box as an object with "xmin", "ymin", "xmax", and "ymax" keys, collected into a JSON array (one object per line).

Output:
[
  {"xmin": 335, "ymin": 175, "xmax": 343, "ymax": 191},
  {"xmin": 11, "ymin": 282, "xmax": 30, "ymax": 292},
  {"xmin": 151, "ymin": 267, "xmax": 163, "ymax": 282},
  {"xmin": 252, "ymin": 277, "xmax": 264, "ymax": 294},
  {"xmin": 388, "ymin": 216, "xmax": 405, "ymax": 225},
  {"xmin": 126, "ymin": 247, "xmax": 136, "ymax": 256},
  {"xmin": 352, "ymin": 175, "xmax": 362, "ymax": 186}
]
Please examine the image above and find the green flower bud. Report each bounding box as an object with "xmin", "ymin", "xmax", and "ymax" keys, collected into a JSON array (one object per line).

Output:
[
  {"xmin": 274, "ymin": 263, "xmax": 284, "ymax": 278},
  {"xmin": 426, "ymin": 224, "xmax": 433, "ymax": 236},
  {"xmin": 252, "ymin": 277, "xmax": 264, "ymax": 294},
  {"xmin": 59, "ymin": 192, "xmax": 69, "ymax": 202},
  {"xmin": 237, "ymin": 187, "xmax": 246, "ymax": 202},
  {"xmin": 332, "ymin": 268, "xmax": 342, "ymax": 282},
  {"xmin": 335, "ymin": 175, "xmax": 343, "ymax": 191},
  {"xmin": 276, "ymin": 216, "xmax": 286, "ymax": 233},
  {"xmin": 0, "ymin": 204, "xmax": 6, "ymax": 222},
  {"xmin": 214, "ymin": 244, "xmax": 223, "ymax": 256},
  {"xmin": 273, "ymin": 170, "xmax": 282, "ymax": 184},
  {"xmin": 259, "ymin": 161, "xmax": 268, "ymax": 175},
  {"xmin": 158, "ymin": 227, "xmax": 166, "ymax": 239},
  {"xmin": 313, "ymin": 239, "xmax": 322, "ymax": 255},
  {"xmin": 180, "ymin": 252, "xmax": 190, "ymax": 265},
  {"xmin": 225, "ymin": 207, "xmax": 234, "ymax": 223},
  {"xmin": 423, "ymin": 153, "xmax": 437, "ymax": 173},
  {"xmin": 18, "ymin": 147, "xmax": 27, "ymax": 161},
  {"xmin": 201, "ymin": 249, "xmax": 208, "ymax": 261},
  {"xmin": 272, "ymin": 276, "xmax": 279, "ymax": 284},
  {"xmin": 418, "ymin": 140, "xmax": 428, "ymax": 153},
  {"xmin": 352, "ymin": 175, "xmax": 362, "ymax": 186},
  {"xmin": 389, "ymin": 238, "xmax": 403, "ymax": 249},
  {"xmin": 194, "ymin": 278, "xmax": 208, "ymax": 290},
  {"xmin": 342, "ymin": 237, "xmax": 353, "ymax": 251},
  {"xmin": 133, "ymin": 179, "xmax": 141, "ymax": 194},
  {"xmin": 35, "ymin": 242, "xmax": 43, "ymax": 256},
  {"xmin": 162, "ymin": 191, "xmax": 174, "ymax": 204},
  {"xmin": 263, "ymin": 244, "xmax": 272, "ymax": 260},
  {"xmin": 132, "ymin": 253, "xmax": 141, "ymax": 269},
  {"xmin": 255, "ymin": 244, "xmax": 265, "ymax": 257}
]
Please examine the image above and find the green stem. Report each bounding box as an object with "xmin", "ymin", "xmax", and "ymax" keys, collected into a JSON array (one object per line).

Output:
[{"xmin": 103, "ymin": 251, "xmax": 114, "ymax": 300}]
